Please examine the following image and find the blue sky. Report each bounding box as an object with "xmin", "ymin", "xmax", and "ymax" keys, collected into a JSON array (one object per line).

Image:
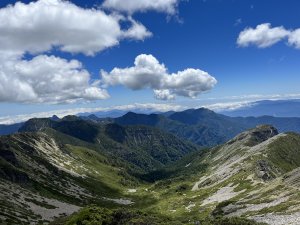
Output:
[{"xmin": 0, "ymin": 0, "xmax": 300, "ymax": 123}]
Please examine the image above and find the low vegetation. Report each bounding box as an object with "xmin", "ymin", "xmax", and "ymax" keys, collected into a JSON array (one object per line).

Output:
[{"xmin": 51, "ymin": 206, "xmax": 266, "ymax": 225}]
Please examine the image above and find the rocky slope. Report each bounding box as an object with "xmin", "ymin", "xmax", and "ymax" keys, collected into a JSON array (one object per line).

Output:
[
  {"xmin": 146, "ymin": 125, "xmax": 300, "ymax": 225},
  {"xmin": 0, "ymin": 130, "xmax": 139, "ymax": 224},
  {"xmin": 55, "ymin": 124, "xmax": 300, "ymax": 225}
]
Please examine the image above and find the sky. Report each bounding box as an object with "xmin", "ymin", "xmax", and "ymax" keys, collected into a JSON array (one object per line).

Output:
[{"xmin": 0, "ymin": 0, "xmax": 300, "ymax": 124}]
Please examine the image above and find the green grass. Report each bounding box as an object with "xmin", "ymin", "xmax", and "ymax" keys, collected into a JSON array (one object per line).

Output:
[
  {"xmin": 51, "ymin": 206, "xmax": 267, "ymax": 225},
  {"xmin": 268, "ymin": 133, "xmax": 300, "ymax": 173},
  {"xmin": 66, "ymin": 145, "xmax": 127, "ymax": 189}
]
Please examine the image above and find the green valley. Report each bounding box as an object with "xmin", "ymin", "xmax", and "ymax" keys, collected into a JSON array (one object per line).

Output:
[{"xmin": 1, "ymin": 112, "xmax": 300, "ymax": 225}]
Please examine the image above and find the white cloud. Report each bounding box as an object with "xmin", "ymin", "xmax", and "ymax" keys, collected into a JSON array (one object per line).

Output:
[
  {"xmin": 101, "ymin": 54, "xmax": 217, "ymax": 100},
  {"xmin": 121, "ymin": 17, "xmax": 152, "ymax": 40},
  {"xmin": 288, "ymin": 29, "xmax": 300, "ymax": 49},
  {"xmin": 237, "ymin": 23, "xmax": 290, "ymax": 48},
  {"xmin": 154, "ymin": 90, "xmax": 175, "ymax": 100},
  {"xmin": 206, "ymin": 93, "xmax": 300, "ymax": 102},
  {"xmin": 0, "ymin": 54, "xmax": 109, "ymax": 104},
  {"xmin": 203, "ymin": 101, "xmax": 255, "ymax": 112},
  {"xmin": 201, "ymin": 93, "xmax": 300, "ymax": 111},
  {"xmin": 102, "ymin": 0, "xmax": 179, "ymax": 14},
  {"xmin": 0, "ymin": 0, "xmax": 151, "ymax": 56},
  {"xmin": 0, "ymin": 103, "xmax": 185, "ymax": 124},
  {"xmin": 237, "ymin": 23, "xmax": 300, "ymax": 50},
  {"xmin": 0, "ymin": 0, "xmax": 154, "ymax": 104}
]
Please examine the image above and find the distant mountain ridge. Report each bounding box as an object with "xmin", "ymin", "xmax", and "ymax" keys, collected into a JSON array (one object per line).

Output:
[
  {"xmin": 221, "ymin": 99, "xmax": 300, "ymax": 117},
  {"xmin": 114, "ymin": 108, "xmax": 300, "ymax": 146},
  {"xmin": 115, "ymin": 108, "xmax": 246, "ymax": 146},
  {"xmin": 1, "ymin": 107, "xmax": 298, "ymax": 148},
  {"xmin": 0, "ymin": 123, "xmax": 24, "ymax": 135}
]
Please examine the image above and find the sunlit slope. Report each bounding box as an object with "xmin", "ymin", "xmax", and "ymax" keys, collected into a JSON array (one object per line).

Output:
[
  {"xmin": 0, "ymin": 117, "xmax": 199, "ymax": 224},
  {"xmin": 0, "ymin": 130, "xmax": 137, "ymax": 224},
  {"xmin": 20, "ymin": 117, "xmax": 199, "ymax": 172},
  {"xmin": 146, "ymin": 125, "xmax": 300, "ymax": 225}
]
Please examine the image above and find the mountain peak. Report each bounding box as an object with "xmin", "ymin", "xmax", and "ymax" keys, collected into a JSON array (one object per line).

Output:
[
  {"xmin": 87, "ymin": 114, "xmax": 99, "ymax": 120},
  {"xmin": 249, "ymin": 124, "xmax": 278, "ymax": 139},
  {"xmin": 195, "ymin": 107, "xmax": 215, "ymax": 112},
  {"xmin": 181, "ymin": 107, "xmax": 215, "ymax": 115},
  {"xmin": 124, "ymin": 111, "xmax": 143, "ymax": 117},
  {"xmin": 115, "ymin": 112, "xmax": 161, "ymax": 126},
  {"xmin": 168, "ymin": 107, "xmax": 220, "ymax": 125},
  {"xmin": 62, "ymin": 115, "xmax": 80, "ymax": 121},
  {"xmin": 50, "ymin": 115, "xmax": 60, "ymax": 121},
  {"xmin": 230, "ymin": 124, "xmax": 279, "ymax": 147},
  {"xmin": 19, "ymin": 117, "xmax": 54, "ymax": 132}
]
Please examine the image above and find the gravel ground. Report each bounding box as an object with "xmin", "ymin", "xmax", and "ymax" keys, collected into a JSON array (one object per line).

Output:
[
  {"xmin": 250, "ymin": 212, "xmax": 300, "ymax": 225},
  {"xmin": 201, "ymin": 183, "xmax": 245, "ymax": 206}
]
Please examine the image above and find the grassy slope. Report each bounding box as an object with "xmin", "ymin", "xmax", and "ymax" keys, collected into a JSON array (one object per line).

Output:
[
  {"xmin": 3, "ymin": 123, "xmax": 300, "ymax": 225},
  {"xmin": 267, "ymin": 133, "xmax": 300, "ymax": 172},
  {"xmin": 52, "ymin": 206, "xmax": 266, "ymax": 225},
  {"xmin": 0, "ymin": 121, "xmax": 199, "ymax": 224},
  {"xmin": 54, "ymin": 128, "xmax": 282, "ymax": 224},
  {"xmin": 20, "ymin": 118, "xmax": 200, "ymax": 173},
  {"xmin": 123, "ymin": 128, "xmax": 300, "ymax": 224},
  {"xmin": 0, "ymin": 130, "xmax": 148, "ymax": 224}
]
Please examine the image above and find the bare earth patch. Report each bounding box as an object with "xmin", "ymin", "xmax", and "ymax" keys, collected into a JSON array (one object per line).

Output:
[{"xmin": 201, "ymin": 183, "xmax": 245, "ymax": 206}]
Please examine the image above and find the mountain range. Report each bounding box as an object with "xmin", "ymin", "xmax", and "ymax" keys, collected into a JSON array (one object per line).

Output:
[
  {"xmin": 114, "ymin": 108, "xmax": 300, "ymax": 146},
  {"xmin": 2, "ymin": 105, "xmax": 300, "ymax": 147},
  {"xmin": 0, "ymin": 123, "xmax": 23, "ymax": 136},
  {"xmin": 1, "ymin": 108, "xmax": 300, "ymax": 224}
]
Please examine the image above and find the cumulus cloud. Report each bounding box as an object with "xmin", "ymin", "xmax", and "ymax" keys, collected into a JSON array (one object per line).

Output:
[
  {"xmin": 101, "ymin": 54, "xmax": 217, "ymax": 100},
  {"xmin": 237, "ymin": 23, "xmax": 300, "ymax": 50},
  {"xmin": 0, "ymin": 0, "xmax": 151, "ymax": 56},
  {"xmin": 0, "ymin": 0, "xmax": 154, "ymax": 104},
  {"xmin": 237, "ymin": 23, "xmax": 290, "ymax": 48},
  {"xmin": 102, "ymin": 0, "xmax": 179, "ymax": 14},
  {"xmin": 288, "ymin": 29, "xmax": 300, "ymax": 49},
  {"xmin": 0, "ymin": 54, "xmax": 109, "ymax": 104},
  {"xmin": 154, "ymin": 90, "xmax": 176, "ymax": 100},
  {"xmin": 121, "ymin": 17, "xmax": 152, "ymax": 40}
]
